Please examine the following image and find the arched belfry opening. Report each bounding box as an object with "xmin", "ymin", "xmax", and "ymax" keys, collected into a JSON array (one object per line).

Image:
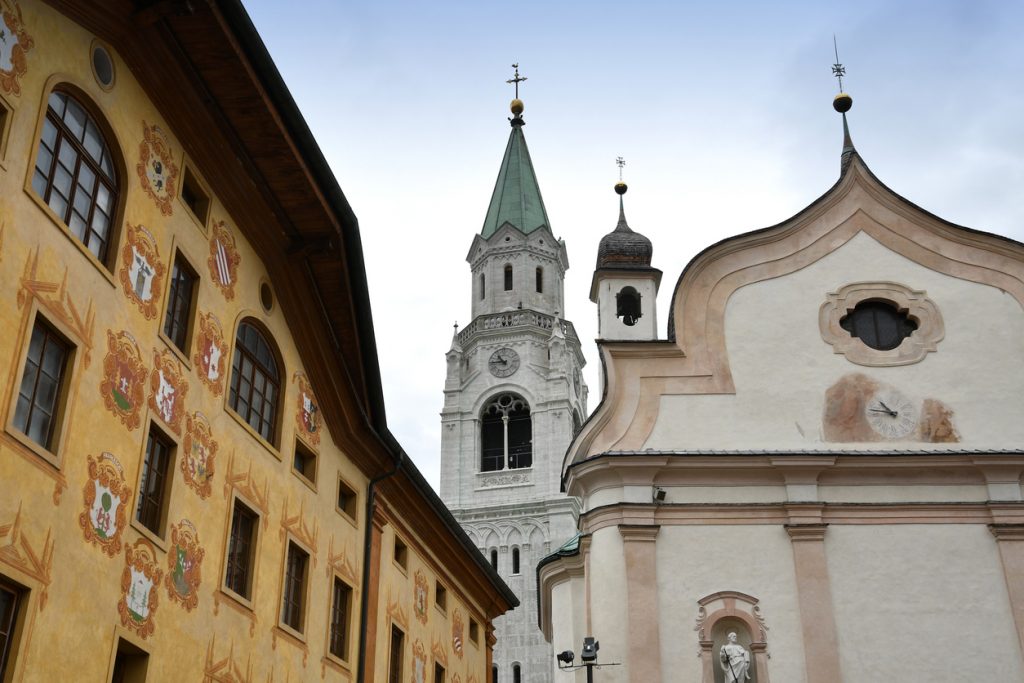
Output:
[
  {"xmin": 616, "ymin": 286, "xmax": 642, "ymax": 326},
  {"xmin": 480, "ymin": 393, "xmax": 532, "ymax": 472}
]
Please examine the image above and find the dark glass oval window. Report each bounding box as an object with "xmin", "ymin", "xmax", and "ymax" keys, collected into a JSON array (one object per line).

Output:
[{"xmin": 840, "ymin": 300, "xmax": 918, "ymax": 351}]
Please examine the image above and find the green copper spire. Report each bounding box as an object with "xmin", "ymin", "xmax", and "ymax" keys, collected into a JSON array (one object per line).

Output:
[{"xmin": 480, "ymin": 68, "xmax": 551, "ymax": 238}]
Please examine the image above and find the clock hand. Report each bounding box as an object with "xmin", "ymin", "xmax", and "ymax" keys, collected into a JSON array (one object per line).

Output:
[
  {"xmin": 868, "ymin": 408, "xmax": 894, "ymax": 414},
  {"xmin": 876, "ymin": 401, "xmax": 898, "ymax": 417}
]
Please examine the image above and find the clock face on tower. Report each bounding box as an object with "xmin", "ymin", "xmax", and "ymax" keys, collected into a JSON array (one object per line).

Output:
[{"xmin": 488, "ymin": 348, "xmax": 519, "ymax": 377}]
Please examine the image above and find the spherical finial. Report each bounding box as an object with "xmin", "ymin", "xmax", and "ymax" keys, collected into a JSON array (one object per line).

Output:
[
  {"xmin": 614, "ymin": 182, "xmax": 628, "ymax": 195},
  {"xmin": 833, "ymin": 92, "xmax": 853, "ymax": 113},
  {"xmin": 510, "ymin": 98, "xmax": 524, "ymax": 116}
]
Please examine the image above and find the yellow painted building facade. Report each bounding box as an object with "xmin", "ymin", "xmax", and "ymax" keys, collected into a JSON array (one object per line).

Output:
[{"xmin": 0, "ymin": 1, "xmax": 514, "ymax": 681}]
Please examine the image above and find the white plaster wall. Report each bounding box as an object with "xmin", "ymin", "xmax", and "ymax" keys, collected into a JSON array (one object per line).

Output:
[
  {"xmin": 826, "ymin": 524, "xmax": 1022, "ymax": 681},
  {"xmin": 818, "ymin": 484, "xmax": 990, "ymax": 503},
  {"xmin": 549, "ymin": 577, "xmax": 589, "ymax": 683},
  {"xmin": 647, "ymin": 231, "xmax": 1024, "ymax": 450},
  {"xmin": 654, "ymin": 525, "xmax": 808, "ymax": 683},
  {"xmin": 587, "ymin": 527, "xmax": 630, "ymax": 682}
]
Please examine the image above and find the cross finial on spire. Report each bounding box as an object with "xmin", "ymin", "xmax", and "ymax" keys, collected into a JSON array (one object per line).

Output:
[
  {"xmin": 507, "ymin": 63, "xmax": 527, "ymax": 99},
  {"xmin": 831, "ymin": 35, "xmax": 846, "ymax": 92},
  {"xmin": 616, "ymin": 156, "xmax": 626, "ymax": 181}
]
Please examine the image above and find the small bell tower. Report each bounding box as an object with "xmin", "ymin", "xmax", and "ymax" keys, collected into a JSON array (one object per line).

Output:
[{"xmin": 590, "ymin": 162, "xmax": 662, "ymax": 340}]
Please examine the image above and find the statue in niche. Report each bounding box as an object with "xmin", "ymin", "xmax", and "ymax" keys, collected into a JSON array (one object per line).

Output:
[{"xmin": 720, "ymin": 632, "xmax": 750, "ymax": 682}]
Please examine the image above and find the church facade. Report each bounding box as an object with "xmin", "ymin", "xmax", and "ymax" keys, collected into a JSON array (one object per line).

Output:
[
  {"xmin": 0, "ymin": 1, "xmax": 515, "ymax": 681},
  {"xmin": 539, "ymin": 99, "xmax": 1024, "ymax": 682},
  {"xmin": 440, "ymin": 96, "xmax": 588, "ymax": 683}
]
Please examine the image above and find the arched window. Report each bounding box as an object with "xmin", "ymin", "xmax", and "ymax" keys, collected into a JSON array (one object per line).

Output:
[
  {"xmin": 535, "ymin": 267, "xmax": 543, "ymax": 293},
  {"xmin": 480, "ymin": 272, "xmax": 486, "ymax": 300},
  {"xmin": 512, "ymin": 664, "xmax": 521, "ymax": 683},
  {"xmin": 511, "ymin": 547, "xmax": 520, "ymax": 574},
  {"xmin": 32, "ymin": 89, "xmax": 119, "ymax": 264},
  {"xmin": 229, "ymin": 320, "xmax": 281, "ymax": 443},
  {"xmin": 492, "ymin": 665, "xmax": 498, "ymax": 683},
  {"xmin": 504, "ymin": 265, "xmax": 513, "ymax": 291},
  {"xmin": 490, "ymin": 548, "xmax": 498, "ymax": 571},
  {"xmin": 616, "ymin": 286, "xmax": 642, "ymax": 326},
  {"xmin": 480, "ymin": 393, "xmax": 532, "ymax": 472}
]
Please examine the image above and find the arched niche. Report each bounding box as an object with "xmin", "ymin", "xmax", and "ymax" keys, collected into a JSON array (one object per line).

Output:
[{"xmin": 695, "ymin": 591, "xmax": 770, "ymax": 683}]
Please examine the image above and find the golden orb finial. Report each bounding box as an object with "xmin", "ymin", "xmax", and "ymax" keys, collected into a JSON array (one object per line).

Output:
[
  {"xmin": 510, "ymin": 98, "xmax": 524, "ymax": 116},
  {"xmin": 833, "ymin": 92, "xmax": 853, "ymax": 113},
  {"xmin": 614, "ymin": 182, "xmax": 628, "ymax": 195}
]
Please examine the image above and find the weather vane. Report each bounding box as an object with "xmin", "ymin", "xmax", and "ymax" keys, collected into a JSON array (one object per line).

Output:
[
  {"xmin": 507, "ymin": 63, "xmax": 527, "ymax": 99},
  {"xmin": 831, "ymin": 35, "xmax": 846, "ymax": 92},
  {"xmin": 616, "ymin": 156, "xmax": 625, "ymax": 181}
]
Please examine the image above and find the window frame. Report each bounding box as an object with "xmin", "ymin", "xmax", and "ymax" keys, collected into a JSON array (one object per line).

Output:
[
  {"xmin": 222, "ymin": 494, "xmax": 261, "ymax": 607},
  {"xmin": 536, "ymin": 266, "xmax": 543, "ymax": 293},
  {"xmin": 434, "ymin": 581, "xmax": 447, "ymax": 615},
  {"xmin": 388, "ymin": 624, "xmax": 405, "ymax": 683},
  {"xmin": 292, "ymin": 439, "xmax": 318, "ymax": 490},
  {"xmin": 336, "ymin": 475, "xmax": 359, "ymax": 526},
  {"xmin": 0, "ymin": 578, "xmax": 24, "ymax": 683},
  {"xmin": 227, "ymin": 318, "xmax": 283, "ymax": 449},
  {"xmin": 6, "ymin": 311, "xmax": 77, "ymax": 466},
  {"xmin": 131, "ymin": 422, "xmax": 177, "ymax": 546},
  {"xmin": 393, "ymin": 535, "xmax": 408, "ymax": 573},
  {"xmin": 178, "ymin": 163, "xmax": 212, "ymax": 231},
  {"xmin": 503, "ymin": 264, "xmax": 513, "ymax": 291},
  {"xmin": 480, "ymin": 393, "xmax": 533, "ymax": 472},
  {"xmin": 511, "ymin": 546, "xmax": 520, "ymax": 575},
  {"xmin": 25, "ymin": 81, "xmax": 125, "ymax": 275},
  {"xmin": 279, "ymin": 538, "xmax": 311, "ymax": 638},
  {"xmin": 159, "ymin": 246, "xmax": 199, "ymax": 362},
  {"xmin": 326, "ymin": 574, "xmax": 354, "ymax": 664}
]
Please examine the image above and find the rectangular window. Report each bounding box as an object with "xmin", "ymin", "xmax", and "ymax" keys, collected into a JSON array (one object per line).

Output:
[
  {"xmin": 329, "ymin": 577, "xmax": 352, "ymax": 661},
  {"xmin": 13, "ymin": 318, "xmax": 71, "ymax": 451},
  {"xmin": 469, "ymin": 619, "xmax": 479, "ymax": 645},
  {"xmin": 536, "ymin": 267, "xmax": 543, "ymax": 293},
  {"xmin": 0, "ymin": 581, "xmax": 21, "ymax": 681},
  {"xmin": 388, "ymin": 626, "xmax": 404, "ymax": 683},
  {"xmin": 281, "ymin": 542, "xmax": 309, "ymax": 632},
  {"xmin": 479, "ymin": 273, "xmax": 485, "ymax": 300},
  {"xmin": 337, "ymin": 477, "xmax": 358, "ymax": 521},
  {"xmin": 225, "ymin": 498, "xmax": 258, "ymax": 599},
  {"xmin": 162, "ymin": 253, "xmax": 197, "ymax": 352},
  {"xmin": 503, "ymin": 265, "xmax": 513, "ymax": 291},
  {"xmin": 111, "ymin": 637, "xmax": 149, "ymax": 683},
  {"xmin": 136, "ymin": 426, "xmax": 173, "ymax": 536},
  {"xmin": 393, "ymin": 537, "xmax": 408, "ymax": 571},
  {"xmin": 435, "ymin": 582, "xmax": 447, "ymax": 613},
  {"xmin": 293, "ymin": 440, "xmax": 317, "ymax": 485},
  {"xmin": 180, "ymin": 166, "xmax": 210, "ymax": 226},
  {"xmin": 434, "ymin": 663, "xmax": 446, "ymax": 683}
]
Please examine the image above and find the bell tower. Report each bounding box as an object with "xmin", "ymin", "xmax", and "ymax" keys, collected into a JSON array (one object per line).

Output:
[{"xmin": 439, "ymin": 68, "xmax": 587, "ymax": 683}]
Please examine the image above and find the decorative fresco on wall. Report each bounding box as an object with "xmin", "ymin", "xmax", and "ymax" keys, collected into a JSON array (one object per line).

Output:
[
  {"xmin": 136, "ymin": 122, "xmax": 178, "ymax": 215},
  {"xmin": 78, "ymin": 452, "xmax": 131, "ymax": 557},
  {"xmin": 430, "ymin": 639, "xmax": 448, "ymax": 668},
  {"xmin": 823, "ymin": 373, "xmax": 960, "ymax": 443},
  {"xmin": 19, "ymin": 247, "xmax": 95, "ymax": 368},
  {"xmin": 280, "ymin": 497, "xmax": 319, "ymax": 564},
  {"xmin": 208, "ymin": 219, "xmax": 241, "ymax": 301},
  {"xmin": 194, "ymin": 311, "xmax": 227, "ymax": 396},
  {"xmin": 412, "ymin": 639, "xmax": 428, "ymax": 683},
  {"xmin": 182, "ymin": 411, "xmax": 217, "ymax": 499},
  {"xmin": 222, "ymin": 450, "xmax": 270, "ymax": 529},
  {"xmin": 413, "ymin": 570, "xmax": 429, "ymax": 625},
  {"xmin": 204, "ymin": 637, "xmax": 254, "ymax": 683},
  {"xmin": 165, "ymin": 519, "xmax": 203, "ymax": 611},
  {"xmin": 99, "ymin": 330, "xmax": 147, "ymax": 430},
  {"xmin": 0, "ymin": 502, "xmax": 53, "ymax": 610},
  {"xmin": 293, "ymin": 372, "xmax": 322, "ymax": 447},
  {"xmin": 118, "ymin": 223, "xmax": 165, "ymax": 320},
  {"xmin": 325, "ymin": 536, "xmax": 358, "ymax": 587},
  {"xmin": 451, "ymin": 608, "xmax": 464, "ymax": 659},
  {"xmin": 149, "ymin": 348, "xmax": 188, "ymax": 435},
  {"xmin": 0, "ymin": 0, "xmax": 33, "ymax": 97},
  {"xmin": 119, "ymin": 538, "xmax": 162, "ymax": 639}
]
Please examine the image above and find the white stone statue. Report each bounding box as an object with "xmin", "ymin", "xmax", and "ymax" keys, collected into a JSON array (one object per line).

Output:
[{"xmin": 719, "ymin": 632, "xmax": 751, "ymax": 682}]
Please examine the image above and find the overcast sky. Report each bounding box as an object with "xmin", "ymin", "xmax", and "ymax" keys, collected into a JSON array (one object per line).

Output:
[{"xmin": 242, "ymin": 0, "xmax": 1024, "ymax": 491}]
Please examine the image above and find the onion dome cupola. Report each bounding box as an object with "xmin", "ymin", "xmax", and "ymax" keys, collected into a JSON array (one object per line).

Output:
[{"xmin": 590, "ymin": 164, "xmax": 662, "ymax": 341}]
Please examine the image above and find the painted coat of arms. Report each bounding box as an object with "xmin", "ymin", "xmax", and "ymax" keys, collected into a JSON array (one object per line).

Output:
[
  {"xmin": 182, "ymin": 412, "xmax": 217, "ymax": 498},
  {"xmin": 413, "ymin": 570, "xmax": 429, "ymax": 625},
  {"xmin": 411, "ymin": 639, "xmax": 427, "ymax": 683},
  {"xmin": 0, "ymin": 0, "xmax": 34, "ymax": 97},
  {"xmin": 166, "ymin": 519, "xmax": 204, "ymax": 611},
  {"xmin": 79, "ymin": 452, "xmax": 131, "ymax": 557},
  {"xmin": 193, "ymin": 311, "xmax": 226, "ymax": 396},
  {"xmin": 149, "ymin": 348, "xmax": 188, "ymax": 435},
  {"xmin": 99, "ymin": 330, "xmax": 147, "ymax": 430},
  {"xmin": 119, "ymin": 223, "xmax": 165, "ymax": 320},
  {"xmin": 452, "ymin": 608, "xmax": 464, "ymax": 658},
  {"xmin": 136, "ymin": 122, "xmax": 178, "ymax": 215},
  {"xmin": 208, "ymin": 220, "xmax": 240, "ymax": 301},
  {"xmin": 293, "ymin": 372, "xmax": 322, "ymax": 447},
  {"xmin": 119, "ymin": 538, "xmax": 163, "ymax": 639}
]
